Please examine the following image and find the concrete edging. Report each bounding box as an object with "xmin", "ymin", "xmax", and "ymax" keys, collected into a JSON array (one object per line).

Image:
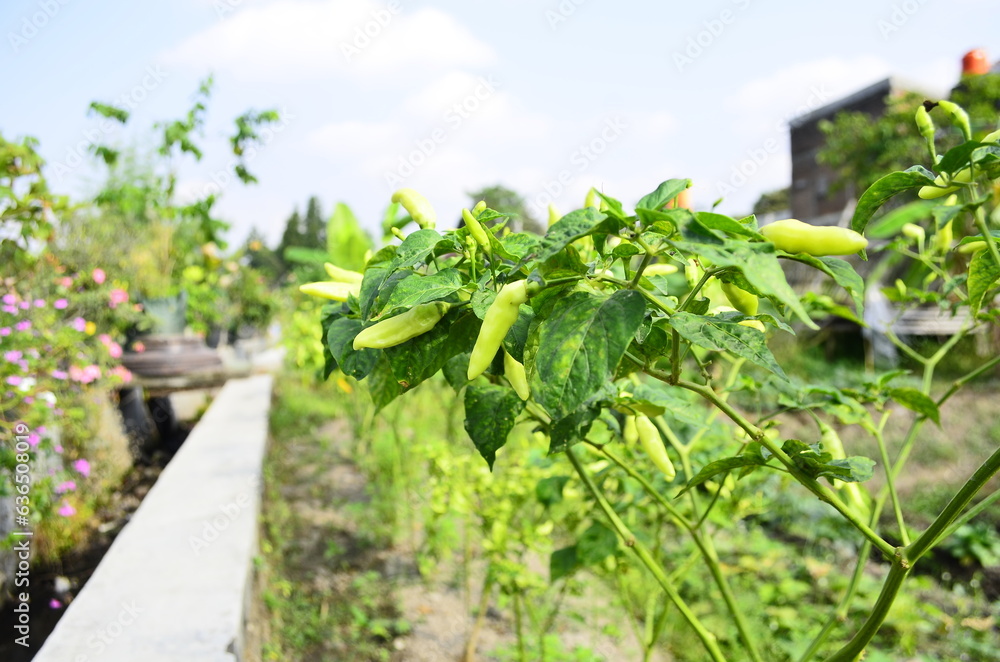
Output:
[{"xmin": 34, "ymin": 374, "xmax": 273, "ymax": 662}]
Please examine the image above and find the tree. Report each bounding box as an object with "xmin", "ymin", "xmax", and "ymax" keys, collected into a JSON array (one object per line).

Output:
[
  {"xmin": 276, "ymin": 208, "xmax": 303, "ymax": 271},
  {"xmin": 302, "ymin": 196, "xmax": 325, "ymax": 250},
  {"xmin": 466, "ymin": 185, "xmax": 544, "ymax": 235},
  {"xmin": 818, "ymin": 72, "xmax": 1000, "ymax": 196},
  {"xmin": 751, "ymin": 188, "xmax": 789, "ymax": 216}
]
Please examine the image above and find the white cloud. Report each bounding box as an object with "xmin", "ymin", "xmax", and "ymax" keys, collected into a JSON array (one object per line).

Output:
[
  {"xmin": 728, "ymin": 56, "xmax": 893, "ymax": 134},
  {"xmin": 162, "ymin": 0, "xmax": 495, "ymax": 82}
]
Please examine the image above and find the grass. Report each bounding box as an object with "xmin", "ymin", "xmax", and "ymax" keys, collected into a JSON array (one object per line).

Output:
[{"xmin": 256, "ymin": 375, "xmax": 409, "ymax": 661}]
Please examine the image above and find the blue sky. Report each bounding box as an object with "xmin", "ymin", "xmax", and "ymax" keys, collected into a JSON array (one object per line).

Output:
[{"xmin": 2, "ymin": 0, "xmax": 999, "ymax": 245}]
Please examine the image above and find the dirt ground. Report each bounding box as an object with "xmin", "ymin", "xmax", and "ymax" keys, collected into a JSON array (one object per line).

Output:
[{"xmin": 253, "ymin": 418, "xmax": 665, "ymax": 662}]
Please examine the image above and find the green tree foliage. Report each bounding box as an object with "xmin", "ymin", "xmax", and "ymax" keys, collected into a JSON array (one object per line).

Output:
[
  {"xmin": 818, "ymin": 73, "xmax": 1000, "ymax": 195},
  {"xmin": 751, "ymin": 188, "xmax": 790, "ymax": 216},
  {"xmin": 303, "ymin": 195, "xmax": 326, "ymax": 250}
]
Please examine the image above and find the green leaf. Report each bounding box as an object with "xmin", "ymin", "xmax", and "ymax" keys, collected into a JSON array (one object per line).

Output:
[
  {"xmin": 968, "ymin": 249, "xmax": 1000, "ymax": 315},
  {"xmin": 866, "ymin": 199, "xmax": 936, "ymax": 239},
  {"xmin": 852, "ymin": 166, "xmax": 936, "ymax": 236},
  {"xmin": 501, "ymin": 232, "xmax": 541, "ymax": 261},
  {"xmin": 502, "ymin": 306, "xmax": 535, "ymax": 363},
  {"xmin": 782, "ymin": 255, "xmax": 866, "ymax": 320},
  {"xmin": 391, "ymin": 229, "xmax": 445, "ymax": 269},
  {"xmin": 464, "ymin": 383, "xmax": 525, "ymax": 469},
  {"xmin": 537, "ymin": 208, "xmax": 607, "ymax": 261},
  {"xmin": 384, "ymin": 310, "xmax": 477, "ymax": 390},
  {"xmin": 326, "ymin": 317, "xmax": 379, "ymax": 381},
  {"xmin": 368, "ymin": 354, "xmax": 403, "ymax": 412},
  {"xmin": 695, "ymin": 211, "xmax": 763, "ymax": 239},
  {"xmin": 577, "ymin": 522, "xmax": 618, "ymax": 565},
  {"xmin": 670, "ymin": 238, "xmax": 816, "ymax": 328},
  {"xmin": 611, "ymin": 243, "xmax": 642, "ymax": 259},
  {"xmin": 782, "ymin": 439, "xmax": 874, "ymax": 483},
  {"xmin": 377, "ymin": 268, "xmax": 463, "ymax": 318},
  {"xmin": 889, "ymin": 387, "xmax": 941, "ymax": 426},
  {"xmin": 527, "ymin": 289, "xmax": 646, "ymax": 420},
  {"xmin": 636, "ymin": 179, "xmax": 691, "ymax": 211},
  {"xmin": 442, "ymin": 353, "xmax": 471, "ymax": 391},
  {"xmin": 550, "ymin": 546, "xmax": 579, "ymax": 581},
  {"xmin": 536, "ymin": 476, "xmax": 571, "ymax": 507},
  {"xmin": 667, "ymin": 311, "xmax": 788, "ymax": 380},
  {"xmin": 677, "ymin": 454, "xmax": 768, "ymax": 497},
  {"xmin": 548, "ymin": 386, "xmax": 614, "ymax": 454}
]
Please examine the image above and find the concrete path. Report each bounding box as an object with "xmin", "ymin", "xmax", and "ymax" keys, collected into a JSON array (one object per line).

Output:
[{"xmin": 34, "ymin": 375, "xmax": 273, "ymax": 662}]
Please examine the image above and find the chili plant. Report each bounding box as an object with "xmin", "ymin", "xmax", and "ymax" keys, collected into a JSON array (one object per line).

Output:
[{"xmin": 305, "ymin": 100, "xmax": 1000, "ymax": 661}]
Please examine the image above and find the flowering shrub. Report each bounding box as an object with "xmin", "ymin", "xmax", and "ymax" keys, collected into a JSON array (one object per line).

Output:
[{"xmin": 1, "ymin": 133, "xmax": 134, "ymax": 561}]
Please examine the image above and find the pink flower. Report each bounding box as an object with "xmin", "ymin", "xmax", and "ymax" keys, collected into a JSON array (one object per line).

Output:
[
  {"xmin": 91, "ymin": 268, "xmax": 106, "ymax": 285},
  {"xmin": 27, "ymin": 434, "xmax": 40, "ymax": 447},
  {"xmin": 2, "ymin": 305, "xmax": 17, "ymax": 314},
  {"xmin": 19, "ymin": 301, "xmax": 30, "ymax": 310},
  {"xmin": 1, "ymin": 294, "xmax": 14, "ymax": 305},
  {"xmin": 58, "ymin": 277, "xmax": 73, "ymax": 288},
  {"xmin": 54, "ymin": 299, "xmax": 68, "ymax": 309},
  {"xmin": 54, "ymin": 445, "xmax": 63, "ymax": 453},
  {"xmin": 71, "ymin": 317, "xmax": 86, "ymax": 332},
  {"xmin": 85, "ymin": 365, "xmax": 101, "ymax": 382},
  {"xmin": 73, "ymin": 459, "xmax": 90, "ymax": 477},
  {"xmin": 133, "ymin": 341, "xmax": 146, "ymax": 353},
  {"xmin": 4, "ymin": 350, "xmax": 22, "ymax": 362},
  {"xmin": 6, "ymin": 376, "xmax": 22, "ymax": 386},
  {"xmin": 0, "ymin": 327, "xmax": 9, "ymax": 336},
  {"xmin": 108, "ymin": 289, "xmax": 128, "ymax": 308},
  {"xmin": 15, "ymin": 321, "xmax": 30, "ymax": 331},
  {"xmin": 69, "ymin": 365, "xmax": 84, "ymax": 382},
  {"xmin": 49, "ymin": 599, "xmax": 62, "ymax": 609},
  {"xmin": 55, "ymin": 480, "xmax": 76, "ymax": 494},
  {"xmin": 58, "ymin": 501, "xmax": 76, "ymax": 517},
  {"xmin": 108, "ymin": 342, "xmax": 122, "ymax": 359},
  {"xmin": 51, "ymin": 369, "xmax": 68, "ymax": 380},
  {"xmin": 98, "ymin": 334, "xmax": 112, "ymax": 346},
  {"xmin": 111, "ymin": 365, "xmax": 132, "ymax": 383},
  {"xmin": 34, "ymin": 299, "xmax": 45, "ymax": 308}
]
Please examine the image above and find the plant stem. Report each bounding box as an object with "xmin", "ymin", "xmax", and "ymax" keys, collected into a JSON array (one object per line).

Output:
[
  {"xmin": 906, "ymin": 444, "xmax": 1000, "ymax": 563},
  {"xmin": 672, "ymin": 378, "xmax": 896, "ymax": 559},
  {"xmin": 565, "ymin": 446, "xmax": 728, "ymax": 662},
  {"xmin": 933, "ymin": 487, "xmax": 1000, "ymax": 547},
  {"xmin": 823, "ymin": 552, "xmax": 909, "ymax": 662},
  {"xmin": 825, "ymin": 446, "xmax": 1000, "ymax": 660},
  {"xmin": 592, "ymin": 443, "xmax": 762, "ymax": 662},
  {"xmin": 463, "ymin": 568, "xmax": 494, "ymax": 662},
  {"xmin": 513, "ymin": 591, "xmax": 527, "ymax": 662},
  {"xmin": 870, "ymin": 415, "xmax": 908, "ymax": 545}
]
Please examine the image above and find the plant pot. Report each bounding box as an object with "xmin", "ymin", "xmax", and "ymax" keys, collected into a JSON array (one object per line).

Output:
[{"xmin": 140, "ymin": 291, "xmax": 187, "ymax": 335}]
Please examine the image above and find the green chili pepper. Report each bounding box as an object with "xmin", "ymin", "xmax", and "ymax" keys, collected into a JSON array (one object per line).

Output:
[
  {"xmin": 918, "ymin": 167, "xmax": 973, "ymax": 199},
  {"xmin": 468, "ymin": 280, "xmax": 528, "ymax": 380},
  {"xmin": 635, "ymin": 415, "xmax": 675, "ymax": 480},
  {"xmin": 760, "ymin": 219, "xmax": 868, "ymax": 256},
  {"xmin": 937, "ymin": 100, "xmax": 972, "ymax": 141},
  {"xmin": 353, "ymin": 302, "xmax": 451, "ymax": 350},
  {"xmin": 503, "ymin": 349, "xmax": 530, "ymax": 400},
  {"xmin": 720, "ymin": 280, "xmax": 758, "ymax": 316},
  {"xmin": 391, "ymin": 188, "xmax": 436, "ymax": 229},
  {"xmin": 462, "ymin": 208, "xmax": 491, "ymax": 250},
  {"xmin": 299, "ymin": 281, "xmax": 361, "ymax": 301},
  {"xmin": 324, "ymin": 262, "xmax": 364, "ymax": 284}
]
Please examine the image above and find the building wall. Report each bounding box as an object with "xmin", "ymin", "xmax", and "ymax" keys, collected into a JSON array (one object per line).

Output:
[{"xmin": 789, "ymin": 80, "xmax": 891, "ymax": 224}]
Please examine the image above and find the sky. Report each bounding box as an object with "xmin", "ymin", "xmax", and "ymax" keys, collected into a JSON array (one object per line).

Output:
[{"xmin": 2, "ymin": 0, "xmax": 999, "ymax": 246}]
